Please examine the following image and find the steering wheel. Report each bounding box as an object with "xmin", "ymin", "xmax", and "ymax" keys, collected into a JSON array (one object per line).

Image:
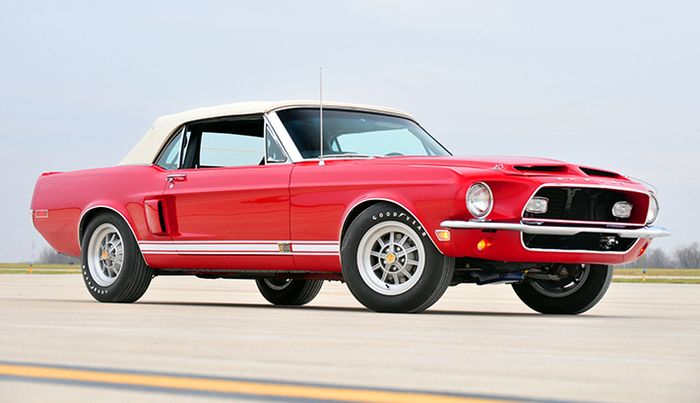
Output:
[{"xmin": 384, "ymin": 152, "xmax": 404, "ymax": 157}]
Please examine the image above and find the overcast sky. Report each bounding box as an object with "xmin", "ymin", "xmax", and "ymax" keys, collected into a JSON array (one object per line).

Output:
[{"xmin": 1, "ymin": 1, "xmax": 698, "ymax": 262}]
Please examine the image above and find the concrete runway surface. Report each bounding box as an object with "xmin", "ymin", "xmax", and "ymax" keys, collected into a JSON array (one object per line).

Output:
[{"xmin": 0, "ymin": 275, "xmax": 698, "ymax": 403}]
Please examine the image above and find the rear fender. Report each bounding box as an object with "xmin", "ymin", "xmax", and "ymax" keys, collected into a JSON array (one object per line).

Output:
[{"xmin": 78, "ymin": 203, "xmax": 141, "ymax": 253}]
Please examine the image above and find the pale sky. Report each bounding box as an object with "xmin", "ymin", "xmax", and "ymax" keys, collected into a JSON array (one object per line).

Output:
[{"xmin": 1, "ymin": 1, "xmax": 698, "ymax": 262}]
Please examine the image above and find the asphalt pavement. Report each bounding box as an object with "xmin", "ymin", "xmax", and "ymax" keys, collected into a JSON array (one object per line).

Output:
[{"xmin": 1, "ymin": 275, "xmax": 698, "ymax": 402}]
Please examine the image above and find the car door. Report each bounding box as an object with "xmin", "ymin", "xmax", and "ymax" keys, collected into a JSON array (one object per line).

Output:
[{"xmin": 160, "ymin": 115, "xmax": 294, "ymax": 270}]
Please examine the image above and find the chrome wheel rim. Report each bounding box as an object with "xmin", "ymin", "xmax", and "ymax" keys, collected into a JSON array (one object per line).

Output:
[
  {"xmin": 530, "ymin": 264, "xmax": 590, "ymax": 298},
  {"xmin": 356, "ymin": 221, "xmax": 425, "ymax": 296},
  {"xmin": 263, "ymin": 278, "xmax": 292, "ymax": 291},
  {"xmin": 87, "ymin": 223, "xmax": 124, "ymax": 287}
]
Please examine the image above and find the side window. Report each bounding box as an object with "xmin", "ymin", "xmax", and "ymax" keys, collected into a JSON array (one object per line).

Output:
[
  {"xmin": 155, "ymin": 129, "xmax": 184, "ymax": 170},
  {"xmin": 199, "ymin": 132, "xmax": 264, "ymax": 167},
  {"xmin": 265, "ymin": 126, "xmax": 288, "ymax": 163},
  {"xmin": 179, "ymin": 116, "xmax": 274, "ymax": 168}
]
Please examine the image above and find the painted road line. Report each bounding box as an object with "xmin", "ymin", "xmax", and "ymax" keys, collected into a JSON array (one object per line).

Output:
[{"xmin": 0, "ymin": 362, "xmax": 522, "ymax": 403}]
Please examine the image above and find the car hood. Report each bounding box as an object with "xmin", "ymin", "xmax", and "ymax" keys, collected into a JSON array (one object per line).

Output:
[{"xmin": 369, "ymin": 155, "xmax": 629, "ymax": 179}]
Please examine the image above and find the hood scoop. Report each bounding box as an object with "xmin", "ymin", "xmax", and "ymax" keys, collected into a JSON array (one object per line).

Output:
[
  {"xmin": 579, "ymin": 166, "xmax": 625, "ymax": 179},
  {"xmin": 513, "ymin": 165, "xmax": 570, "ymax": 174}
]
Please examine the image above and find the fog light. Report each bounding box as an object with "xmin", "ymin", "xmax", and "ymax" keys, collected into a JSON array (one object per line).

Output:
[
  {"xmin": 525, "ymin": 197, "xmax": 548, "ymax": 214},
  {"xmin": 435, "ymin": 230, "xmax": 451, "ymax": 241},
  {"xmin": 612, "ymin": 201, "xmax": 633, "ymax": 218},
  {"xmin": 476, "ymin": 238, "xmax": 493, "ymax": 252}
]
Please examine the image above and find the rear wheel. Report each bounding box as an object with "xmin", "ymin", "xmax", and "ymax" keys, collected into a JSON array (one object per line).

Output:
[
  {"xmin": 255, "ymin": 278, "xmax": 323, "ymax": 306},
  {"xmin": 341, "ymin": 203, "xmax": 454, "ymax": 313},
  {"xmin": 81, "ymin": 212, "xmax": 152, "ymax": 303},
  {"xmin": 512, "ymin": 264, "xmax": 612, "ymax": 314}
]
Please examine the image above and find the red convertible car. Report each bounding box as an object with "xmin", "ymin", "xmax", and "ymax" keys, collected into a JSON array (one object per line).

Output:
[{"xmin": 31, "ymin": 101, "xmax": 669, "ymax": 314}]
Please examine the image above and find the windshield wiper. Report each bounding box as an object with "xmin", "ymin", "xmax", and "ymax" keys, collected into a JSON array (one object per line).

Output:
[{"xmin": 321, "ymin": 153, "xmax": 373, "ymax": 159}]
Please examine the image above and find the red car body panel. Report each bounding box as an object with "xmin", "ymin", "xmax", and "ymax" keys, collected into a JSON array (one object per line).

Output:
[{"xmin": 31, "ymin": 155, "xmax": 656, "ymax": 272}]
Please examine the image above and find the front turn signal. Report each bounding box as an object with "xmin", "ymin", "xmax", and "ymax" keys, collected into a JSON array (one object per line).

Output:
[{"xmin": 638, "ymin": 241, "xmax": 650, "ymax": 257}]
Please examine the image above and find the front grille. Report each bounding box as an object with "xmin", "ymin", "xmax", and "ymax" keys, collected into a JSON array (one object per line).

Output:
[
  {"xmin": 523, "ymin": 187, "xmax": 635, "ymax": 223},
  {"xmin": 523, "ymin": 233, "xmax": 637, "ymax": 252}
]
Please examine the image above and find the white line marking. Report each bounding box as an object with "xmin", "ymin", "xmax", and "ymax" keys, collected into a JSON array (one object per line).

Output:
[
  {"xmin": 139, "ymin": 240, "xmax": 341, "ymax": 256},
  {"xmin": 292, "ymin": 244, "xmax": 339, "ymax": 253}
]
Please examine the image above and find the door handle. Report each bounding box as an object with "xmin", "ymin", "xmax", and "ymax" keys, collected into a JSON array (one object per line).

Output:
[{"xmin": 166, "ymin": 173, "xmax": 187, "ymax": 183}]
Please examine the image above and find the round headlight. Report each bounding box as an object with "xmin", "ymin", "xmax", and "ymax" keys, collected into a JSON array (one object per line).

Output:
[
  {"xmin": 646, "ymin": 193, "xmax": 659, "ymax": 224},
  {"xmin": 466, "ymin": 182, "xmax": 493, "ymax": 219}
]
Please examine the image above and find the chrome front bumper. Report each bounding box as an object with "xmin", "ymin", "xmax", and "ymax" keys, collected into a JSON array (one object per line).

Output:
[{"xmin": 439, "ymin": 220, "xmax": 671, "ymax": 239}]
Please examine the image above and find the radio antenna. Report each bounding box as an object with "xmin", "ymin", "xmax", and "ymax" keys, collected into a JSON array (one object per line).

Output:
[{"xmin": 318, "ymin": 67, "xmax": 325, "ymax": 166}]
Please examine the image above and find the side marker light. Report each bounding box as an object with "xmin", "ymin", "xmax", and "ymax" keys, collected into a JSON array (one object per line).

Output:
[{"xmin": 435, "ymin": 230, "xmax": 451, "ymax": 242}]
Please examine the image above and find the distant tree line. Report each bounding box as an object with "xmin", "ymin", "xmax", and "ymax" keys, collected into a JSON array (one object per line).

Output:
[
  {"xmin": 620, "ymin": 242, "xmax": 700, "ymax": 268},
  {"xmin": 35, "ymin": 248, "xmax": 79, "ymax": 265},
  {"xmin": 32, "ymin": 243, "xmax": 700, "ymax": 268}
]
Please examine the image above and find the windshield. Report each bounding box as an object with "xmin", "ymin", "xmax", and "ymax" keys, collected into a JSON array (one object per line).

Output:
[{"xmin": 276, "ymin": 108, "xmax": 451, "ymax": 159}]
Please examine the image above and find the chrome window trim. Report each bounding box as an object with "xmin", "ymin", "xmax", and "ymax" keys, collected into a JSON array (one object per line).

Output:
[
  {"xmin": 265, "ymin": 111, "xmax": 303, "ymax": 163},
  {"xmin": 153, "ymin": 125, "xmax": 186, "ymax": 168},
  {"xmin": 263, "ymin": 118, "xmax": 291, "ymax": 165},
  {"xmin": 269, "ymin": 104, "xmax": 416, "ymax": 120}
]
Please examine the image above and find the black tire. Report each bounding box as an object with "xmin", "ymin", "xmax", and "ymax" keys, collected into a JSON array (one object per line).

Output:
[
  {"xmin": 341, "ymin": 203, "xmax": 455, "ymax": 313},
  {"xmin": 256, "ymin": 278, "xmax": 323, "ymax": 306},
  {"xmin": 512, "ymin": 264, "xmax": 613, "ymax": 314},
  {"xmin": 81, "ymin": 212, "xmax": 152, "ymax": 303}
]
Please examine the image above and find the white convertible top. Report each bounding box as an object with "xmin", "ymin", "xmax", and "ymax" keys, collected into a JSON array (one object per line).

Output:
[{"xmin": 119, "ymin": 100, "xmax": 414, "ymax": 165}]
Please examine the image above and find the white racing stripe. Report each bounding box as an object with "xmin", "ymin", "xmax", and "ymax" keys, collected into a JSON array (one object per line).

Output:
[
  {"xmin": 139, "ymin": 240, "xmax": 340, "ymax": 256},
  {"xmin": 170, "ymin": 244, "xmax": 279, "ymax": 252},
  {"xmin": 291, "ymin": 243, "xmax": 340, "ymax": 253}
]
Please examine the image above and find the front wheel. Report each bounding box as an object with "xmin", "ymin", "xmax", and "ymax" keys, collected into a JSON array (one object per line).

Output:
[
  {"xmin": 512, "ymin": 264, "xmax": 612, "ymax": 314},
  {"xmin": 255, "ymin": 278, "xmax": 323, "ymax": 306},
  {"xmin": 341, "ymin": 203, "xmax": 454, "ymax": 313}
]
